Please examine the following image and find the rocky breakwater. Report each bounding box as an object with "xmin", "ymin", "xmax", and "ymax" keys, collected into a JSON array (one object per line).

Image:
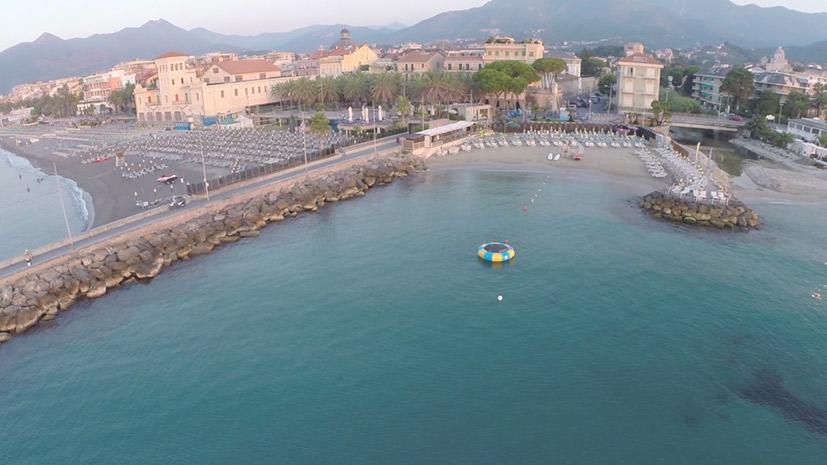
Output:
[
  {"xmin": 640, "ymin": 191, "xmax": 760, "ymax": 230},
  {"xmin": 0, "ymin": 153, "xmax": 426, "ymax": 345}
]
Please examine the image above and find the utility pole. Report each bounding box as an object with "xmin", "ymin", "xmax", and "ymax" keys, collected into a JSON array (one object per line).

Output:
[
  {"xmin": 200, "ymin": 133, "xmax": 210, "ymax": 200},
  {"xmin": 301, "ymin": 107, "xmax": 308, "ymax": 171}
]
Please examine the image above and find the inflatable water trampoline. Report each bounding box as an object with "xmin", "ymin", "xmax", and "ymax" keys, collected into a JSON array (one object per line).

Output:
[{"xmin": 478, "ymin": 242, "xmax": 516, "ymax": 263}]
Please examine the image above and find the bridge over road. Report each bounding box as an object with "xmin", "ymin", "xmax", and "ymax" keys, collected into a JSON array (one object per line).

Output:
[{"xmin": 669, "ymin": 113, "xmax": 749, "ymax": 132}]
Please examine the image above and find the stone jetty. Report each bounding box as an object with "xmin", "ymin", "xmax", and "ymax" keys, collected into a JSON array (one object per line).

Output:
[
  {"xmin": 640, "ymin": 191, "xmax": 760, "ymax": 230},
  {"xmin": 0, "ymin": 153, "xmax": 425, "ymax": 344}
]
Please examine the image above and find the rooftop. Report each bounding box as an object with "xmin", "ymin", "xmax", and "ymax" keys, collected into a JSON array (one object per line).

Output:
[
  {"xmin": 617, "ymin": 54, "xmax": 663, "ymax": 67},
  {"xmin": 398, "ymin": 51, "xmax": 444, "ymax": 63},
  {"xmin": 215, "ymin": 59, "xmax": 280, "ymax": 75},
  {"xmin": 790, "ymin": 118, "xmax": 827, "ymax": 131},
  {"xmin": 155, "ymin": 51, "xmax": 188, "ymax": 60},
  {"xmin": 418, "ymin": 121, "xmax": 475, "ymax": 137}
]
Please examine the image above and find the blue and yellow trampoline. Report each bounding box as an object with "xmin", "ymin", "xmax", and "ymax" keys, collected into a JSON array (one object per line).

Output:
[{"xmin": 478, "ymin": 242, "xmax": 516, "ymax": 263}]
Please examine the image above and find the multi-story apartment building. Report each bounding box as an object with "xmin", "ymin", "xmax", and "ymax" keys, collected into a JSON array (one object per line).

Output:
[
  {"xmin": 444, "ymin": 50, "xmax": 485, "ymax": 73},
  {"xmin": 133, "ymin": 52, "xmax": 296, "ymax": 125},
  {"xmin": 80, "ymin": 70, "xmax": 135, "ymax": 104},
  {"xmin": 692, "ymin": 69, "xmax": 730, "ymax": 111},
  {"xmin": 483, "ymin": 37, "xmax": 544, "ymax": 65},
  {"xmin": 397, "ymin": 51, "xmax": 445, "ymax": 75},
  {"xmin": 615, "ymin": 48, "xmax": 663, "ymax": 114}
]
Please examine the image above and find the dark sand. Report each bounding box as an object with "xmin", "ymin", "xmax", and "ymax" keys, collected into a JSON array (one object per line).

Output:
[{"xmin": 0, "ymin": 137, "xmax": 223, "ymax": 228}]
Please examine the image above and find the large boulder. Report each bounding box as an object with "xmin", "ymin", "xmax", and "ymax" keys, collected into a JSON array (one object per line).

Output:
[{"xmin": 13, "ymin": 306, "xmax": 42, "ymax": 333}]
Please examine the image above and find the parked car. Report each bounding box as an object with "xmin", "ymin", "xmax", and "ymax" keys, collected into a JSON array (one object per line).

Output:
[
  {"xmin": 728, "ymin": 114, "xmax": 744, "ymax": 122},
  {"xmin": 169, "ymin": 195, "xmax": 187, "ymax": 209}
]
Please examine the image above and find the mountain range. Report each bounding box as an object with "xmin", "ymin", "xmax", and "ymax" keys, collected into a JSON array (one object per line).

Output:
[{"xmin": 2, "ymin": 0, "xmax": 827, "ymax": 94}]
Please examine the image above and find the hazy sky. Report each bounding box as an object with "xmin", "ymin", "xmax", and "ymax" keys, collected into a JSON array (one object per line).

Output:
[{"xmin": 1, "ymin": 0, "xmax": 825, "ymax": 51}]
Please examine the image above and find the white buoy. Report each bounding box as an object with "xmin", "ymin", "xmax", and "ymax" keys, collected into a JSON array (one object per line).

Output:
[{"xmin": 497, "ymin": 295, "xmax": 503, "ymax": 302}]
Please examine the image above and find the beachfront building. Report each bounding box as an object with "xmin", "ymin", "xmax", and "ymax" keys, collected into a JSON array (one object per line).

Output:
[
  {"xmin": 483, "ymin": 37, "xmax": 544, "ymax": 65},
  {"xmin": 397, "ymin": 51, "xmax": 445, "ymax": 76},
  {"xmin": 444, "ymin": 50, "xmax": 485, "ymax": 73},
  {"xmin": 786, "ymin": 118, "xmax": 827, "ymax": 143},
  {"xmin": 134, "ymin": 52, "xmax": 296, "ymax": 125},
  {"xmin": 401, "ymin": 120, "xmax": 475, "ymax": 154},
  {"xmin": 615, "ymin": 46, "xmax": 663, "ymax": 114}
]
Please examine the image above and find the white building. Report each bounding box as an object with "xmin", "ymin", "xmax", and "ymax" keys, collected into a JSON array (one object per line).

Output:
[
  {"xmin": 615, "ymin": 48, "xmax": 663, "ymax": 114},
  {"xmin": 787, "ymin": 118, "xmax": 827, "ymax": 143}
]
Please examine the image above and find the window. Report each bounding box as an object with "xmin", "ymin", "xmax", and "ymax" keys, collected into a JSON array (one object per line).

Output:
[
  {"xmin": 171, "ymin": 79, "xmax": 175, "ymax": 86},
  {"xmin": 195, "ymin": 93, "xmax": 199, "ymax": 101},
  {"xmin": 258, "ymin": 86, "xmax": 262, "ymax": 93},
  {"xmin": 181, "ymin": 78, "xmax": 184, "ymax": 84},
  {"xmin": 234, "ymin": 89, "xmax": 238, "ymax": 96},
  {"xmin": 259, "ymin": 73, "xmax": 266, "ymax": 80},
  {"xmin": 147, "ymin": 96, "xmax": 152, "ymax": 104},
  {"xmin": 448, "ymin": 63, "xmax": 452, "ymax": 70},
  {"xmin": 220, "ymin": 90, "xmax": 224, "ymax": 98},
  {"xmin": 185, "ymin": 93, "xmax": 190, "ymax": 103},
  {"xmin": 213, "ymin": 68, "xmax": 219, "ymax": 74},
  {"xmin": 235, "ymin": 75, "xmax": 243, "ymax": 82},
  {"xmin": 224, "ymin": 77, "xmax": 230, "ymax": 83},
  {"xmin": 245, "ymin": 88, "xmax": 248, "ymax": 96},
  {"xmin": 164, "ymin": 96, "xmax": 168, "ymax": 103},
  {"xmin": 175, "ymin": 94, "xmax": 178, "ymax": 102}
]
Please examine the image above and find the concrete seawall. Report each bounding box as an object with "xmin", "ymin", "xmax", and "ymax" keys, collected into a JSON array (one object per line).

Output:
[{"xmin": 0, "ymin": 153, "xmax": 426, "ymax": 345}]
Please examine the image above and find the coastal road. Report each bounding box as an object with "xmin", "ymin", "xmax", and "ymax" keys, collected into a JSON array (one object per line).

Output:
[{"xmin": 0, "ymin": 137, "xmax": 401, "ymax": 280}]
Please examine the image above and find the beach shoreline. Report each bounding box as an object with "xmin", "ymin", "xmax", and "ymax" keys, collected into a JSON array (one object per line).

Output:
[
  {"xmin": 0, "ymin": 144, "xmax": 94, "ymax": 230},
  {"xmin": 0, "ymin": 139, "xmax": 102, "ymax": 228}
]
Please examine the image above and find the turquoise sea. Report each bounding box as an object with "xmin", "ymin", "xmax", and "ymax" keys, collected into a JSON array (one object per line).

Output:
[
  {"xmin": 1, "ymin": 166, "xmax": 826, "ymax": 464},
  {"xmin": 0, "ymin": 148, "xmax": 89, "ymax": 260}
]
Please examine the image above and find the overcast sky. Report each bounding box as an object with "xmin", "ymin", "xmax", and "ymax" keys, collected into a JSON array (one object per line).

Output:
[{"xmin": 1, "ymin": 0, "xmax": 825, "ymax": 51}]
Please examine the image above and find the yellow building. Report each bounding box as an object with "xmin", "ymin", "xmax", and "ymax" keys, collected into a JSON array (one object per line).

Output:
[
  {"xmin": 615, "ymin": 51, "xmax": 663, "ymax": 114},
  {"xmin": 313, "ymin": 28, "xmax": 379, "ymax": 77},
  {"xmin": 483, "ymin": 37, "xmax": 544, "ymax": 65},
  {"xmin": 134, "ymin": 52, "xmax": 297, "ymax": 124}
]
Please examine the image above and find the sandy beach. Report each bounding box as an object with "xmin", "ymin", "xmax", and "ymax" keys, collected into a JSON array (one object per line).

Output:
[
  {"xmin": 0, "ymin": 137, "xmax": 224, "ymax": 228},
  {"xmin": 427, "ymin": 145, "xmax": 668, "ymax": 192}
]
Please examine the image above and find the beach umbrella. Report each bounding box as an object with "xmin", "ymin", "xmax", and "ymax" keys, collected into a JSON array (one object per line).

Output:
[
  {"xmin": 348, "ymin": 106, "xmax": 353, "ymax": 123},
  {"xmin": 378, "ymin": 106, "xmax": 383, "ymax": 122}
]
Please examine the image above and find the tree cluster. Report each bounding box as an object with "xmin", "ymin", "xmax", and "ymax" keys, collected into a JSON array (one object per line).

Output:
[{"xmin": 275, "ymin": 72, "xmax": 475, "ymax": 110}]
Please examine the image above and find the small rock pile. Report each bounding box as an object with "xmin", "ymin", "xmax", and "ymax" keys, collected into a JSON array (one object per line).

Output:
[{"xmin": 640, "ymin": 191, "xmax": 760, "ymax": 230}]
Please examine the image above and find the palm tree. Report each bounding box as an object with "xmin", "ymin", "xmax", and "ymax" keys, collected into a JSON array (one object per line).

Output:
[
  {"xmin": 421, "ymin": 72, "xmax": 453, "ymax": 104},
  {"xmin": 317, "ymin": 77, "xmax": 337, "ymax": 109},
  {"xmin": 370, "ymin": 73, "xmax": 399, "ymax": 106},
  {"xmin": 308, "ymin": 110, "xmax": 331, "ymax": 151},
  {"xmin": 342, "ymin": 74, "xmax": 369, "ymax": 106}
]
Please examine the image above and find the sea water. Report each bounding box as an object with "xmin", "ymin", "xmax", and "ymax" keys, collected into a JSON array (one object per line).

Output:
[
  {"xmin": 0, "ymin": 148, "xmax": 90, "ymax": 260},
  {"xmin": 0, "ymin": 167, "xmax": 825, "ymax": 464}
]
